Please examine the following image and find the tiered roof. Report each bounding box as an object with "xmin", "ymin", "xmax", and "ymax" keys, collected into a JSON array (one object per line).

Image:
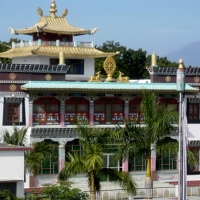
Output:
[{"xmin": 9, "ymin": 0, "xmax": 90, "ymax": 36}]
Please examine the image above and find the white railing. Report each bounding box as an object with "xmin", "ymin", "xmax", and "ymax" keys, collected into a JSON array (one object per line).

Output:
[
  {"xmin": 12, "ymin": 40, "xmax": 94, "ymax": 48},
  {"xmin": 84, "ymin": 186, "xmax": 200, "ymax": 199}
]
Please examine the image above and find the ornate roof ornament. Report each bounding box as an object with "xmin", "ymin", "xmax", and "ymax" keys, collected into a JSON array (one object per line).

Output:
[
  {"xmin": 103, "ymin": 56, "xmax": 116, "ymax": 82},
  {"xmin": 49, "ymin": 0, "xmax": 57, "ymax": 17},
  {"xmin": 37, "ymin": 7, "xmax": 43, "ymax": 17},
  {"xmin": 62, "ymin": 9, "xmax": 68, "ymax": 17}
]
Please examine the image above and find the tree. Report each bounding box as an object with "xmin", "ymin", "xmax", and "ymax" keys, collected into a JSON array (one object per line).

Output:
[
  {"xmin": 145, "ymin": 55, "xmax": 179, "ymax": 68},
  {"xmin": 1, "ymin": 126, "xmax": 54, "ymax": 175},
  {"xmin": 95, "ymin": 41, "xmax": 148, "ymax": 79},
  {"xmin": 0, "ymin": 38, "xmax": 20, "ymax": 64},
  {"xmin": 58, "ymin": 125, "xmax": 137, "ymax": 200},
  {"xmin": 112, "ymin": 92, "xmax": 179, "ymax": 198}
]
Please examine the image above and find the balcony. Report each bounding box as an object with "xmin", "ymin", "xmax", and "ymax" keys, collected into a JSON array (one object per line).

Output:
[{"xmin": 12, "ymin": 40, "xmax": 94, "ymax": 48}]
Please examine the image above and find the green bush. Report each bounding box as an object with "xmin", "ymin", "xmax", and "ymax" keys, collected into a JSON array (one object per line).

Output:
[
  {"xmin": 41, "ymin": 183, "xmax": 89, "ymax": 200},
  {"xmin": 0, "ymin": 190, "xmax": 20, "ymax": 200}
]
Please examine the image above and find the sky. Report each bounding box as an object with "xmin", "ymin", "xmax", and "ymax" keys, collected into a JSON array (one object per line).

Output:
[{"xmin": 1, "ymin": 0, "xmax": 200, "ymax": 57}]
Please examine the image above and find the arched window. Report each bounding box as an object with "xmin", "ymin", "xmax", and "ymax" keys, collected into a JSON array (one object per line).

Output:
[
  {"xmin": 94, "ymin": 98, "xmax": 124, "ymax": 125},
  {"xmin": 129, "ymin": 98, "xmax": 143, "ymax": 124},
  {"xmin": 157, "ymin": 98, "xmax": 178, "ymax": 111},
  {"xmin": 33, "ymin": 97, "xmax": 60, "ymax": 125},
  {"xmin": 65, "ymin": 97, "xmax": 89, "ymax": 125}
]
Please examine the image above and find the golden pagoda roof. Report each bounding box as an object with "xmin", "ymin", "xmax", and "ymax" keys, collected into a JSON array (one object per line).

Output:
[
  {"xmin": 9, "ymin": 1, "xmax": 93, "ymax": 36},
  {"xmin": 14, "ymin": 16, "xmax": 89, "ymax": 35},
  {"xmin": 0, "ymin": 46, "xmax": 118, "ymax": 58}
]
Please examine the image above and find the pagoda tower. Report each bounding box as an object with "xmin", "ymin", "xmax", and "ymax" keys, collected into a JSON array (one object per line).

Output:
[{"xmin": 0, "ymin": 0, "xmax": 117, "ymax": 81}]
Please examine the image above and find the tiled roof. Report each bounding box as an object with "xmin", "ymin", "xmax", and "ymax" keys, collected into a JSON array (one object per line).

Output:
[
  {"xmin": 0, "ymin": 46, "xmax": 117, "ymax": 58},
  {"xmin": 0, "ymin": 63, "xmax": 69, "ymax": 73},
  {"xmin": 21, "ymin": 81, "xmax": 198, "ymax": 93},
  {"xmin": 14, "ymin": 16, "xmax": 89, "ymax": 36},
  {"xmin": 147, "ymin": 66, "xmax": 200, "ymax": 75}
]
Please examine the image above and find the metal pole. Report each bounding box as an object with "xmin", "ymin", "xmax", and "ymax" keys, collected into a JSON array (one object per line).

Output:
[{"xmin": 178, "ymin": 92, "xmax": 183, "ymax": 200}]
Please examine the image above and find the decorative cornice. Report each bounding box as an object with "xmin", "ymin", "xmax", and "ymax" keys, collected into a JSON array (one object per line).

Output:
[
  {"xmin": 0, "ymin": 63, "xmax": 69, "ymax": 74},
  {"xmin": 0, "ymin": 81, "xmax": 28, "ymax": 84}
]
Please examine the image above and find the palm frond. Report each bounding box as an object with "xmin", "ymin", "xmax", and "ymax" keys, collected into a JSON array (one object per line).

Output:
[
  {"xmin": 99, "ymin": 168, "xmax": 137, "ymax": 195},
  {"xmin": 59, "ymin": 152, "xmax": 87, "ymax": 180}
]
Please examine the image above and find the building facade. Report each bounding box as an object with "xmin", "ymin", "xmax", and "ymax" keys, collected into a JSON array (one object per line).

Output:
[{"xmin": 0, "ymin": 0, "xmax": 199, "ymax": 190}]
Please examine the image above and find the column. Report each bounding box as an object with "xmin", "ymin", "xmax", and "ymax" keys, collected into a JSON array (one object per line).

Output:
[
  {"xmin": 58, "ymin": 140, "xmax": 66, "ymax": 173},
  {"xmin": 29, "ymin": 100, "xmax": 33, "ymax": 127},
  {"xmin": 124, "ymin": 100, "xmax": 129, "ymax": 120},
  {"xmin": 60, "ymin": 100, "xmax": 65, "ymax": 127},
  {"xmin": 151, "ymin": 143, "xmax": 157, "ymax": 180},
  {"xmin": 89, "ymin": 100, "xmax": 94, "ymax": 126},
  {"xmin": 122, "ymin": 160, "xmax": 128, "ymax": 172},
  {"xmin": 122, "ymin": 99, "xmax": 129, "ymax": 171}
]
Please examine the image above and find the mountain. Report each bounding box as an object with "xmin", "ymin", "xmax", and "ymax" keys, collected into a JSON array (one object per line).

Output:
[{"xmin": 166, "ymin": 42, "xmax": 200, "ymax": 67}]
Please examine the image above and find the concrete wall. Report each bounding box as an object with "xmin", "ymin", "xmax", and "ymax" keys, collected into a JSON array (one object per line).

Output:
[{"xmin": 0, "ymin": 151, "xmax": 24, "ymax": 181}]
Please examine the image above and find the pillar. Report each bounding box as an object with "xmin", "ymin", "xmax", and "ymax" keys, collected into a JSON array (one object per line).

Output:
[
  {"xmin": 89, "ymin": 100, "xmax": 94, "ymax": 126},
  {"xmin": 60, "ymin": 100, "xmax": 65, "ymax": 127},
  {"xmin": 29, "ymin": 100, "xmax": 33, "ymax": 127},
  {"xmin": 124, "ymin": 100, "xmax": 129, "ymax": 121},
  {"xmin": 59, "ymin": 52, "xmax": 65, "ymax": 65},
  {"xmin": 12, "ymin": 42, "xmax": 15, "ymax": 48},
  {"xmin": 56, "ymin": 40, "xmax": 60, "ymax": 46},
  {"xmin": 122, "ymin": 99, "xmax": 129, "ymax": 171},
  {"xmin": 58, "ymin": 140, "xmax": 66, "ymax": 173},
  {"xmin": 151, "ymin": 143, "xmax": 157, "ymax": 180},
  {"xmin": 122, "ymin": 160, "xmax": 128, "ymax": 172},
  {"xmin": 38, "ymin": 39, "xmax": 42, "ymax": 46}
]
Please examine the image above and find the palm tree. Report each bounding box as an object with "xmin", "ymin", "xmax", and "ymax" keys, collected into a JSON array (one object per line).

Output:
[
  {"xmin": 58, "ymin": 125, "xmax": 137, "ymax": 200},
  {"xmin": 111, "ymin": 92, "xmax": 179, "ymax": 198},
  {"xmin": 1, "ymin": 126, "xmax": 54, "ymax": 175},
  {"xmin": 0, "ymin": 126, "xmax": 27, "ymax": 146}
]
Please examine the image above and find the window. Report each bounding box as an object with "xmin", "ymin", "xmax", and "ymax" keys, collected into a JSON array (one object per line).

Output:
[
  {"xmin": 33, "ymin": 97, "xmax": 60, "ymax": 125},
  {"xmin": 156, "ymin": 148, "xmax": 177, "ymax": 170},
  {"xmin": 50, "ymin": 58, "xmax": 84, "ymax": 74},
  {"xmin": 129, "ymin": 152, "xmax": 146, "ymax": 171},
  {"xmin": 187, "ymin": 99, "xmax": 200, "ymax": 123},
  {"xmin": 129, "ymin": 98, "xmax": 143, "ymax": 123},
  {"xmin": 3, "ymin": 98, "xmax": 26, "ymax": 126},
  {"xmin": 94, "ymin": 98, "xmax": 124, "ymax": 125},
  {"xmin": 65, "ymin": 97, "xmax": 89, "ymax": 125},
  {"xmin": 40, "ymin": 140, "xmax": 59, "ymax": 175},
  {"xmin": 65, "ymin": 139, "xmax": 83, "ymax": 162},
  {"xmin": 157, "ymin": 98, "xmax": 178, "ymax": 111}
]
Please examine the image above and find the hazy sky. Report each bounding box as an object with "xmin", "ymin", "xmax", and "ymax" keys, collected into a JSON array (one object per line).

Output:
[{"xmin": 1, "ymin": 0, "xmax": 200, "ymax": 57}]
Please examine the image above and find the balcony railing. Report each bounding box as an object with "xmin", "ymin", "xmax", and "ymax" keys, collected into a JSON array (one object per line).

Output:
[{"xmin": 12, "ymin": 40, "xmax": 94, "ymax": 48}]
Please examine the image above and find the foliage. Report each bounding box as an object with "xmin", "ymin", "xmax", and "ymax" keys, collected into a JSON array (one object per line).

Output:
[
  {"xmin": 112, "ymin": 92, "xmax": 179, "ymax": 178},
  {"xmin": 0, "ymin": 126, "xmax": 55, "ymax": 175},
  {"xmin": 25, "ymin": 140, "xmax": 57, "ymax": 175},
  {"xmin": 41, "ymin": 183, "xmax": 89, "ymax": 200},
  {"xmin": 145, "ymin": 55, "xmax": 179, "ymax": 68},
  {"xmin": 0, "ymin": 190, "xmax": 20, "ymax": 200},
  {"xmin": 0, "ymin": 126, "xmax": 27, "ymax": 146},
  {"xmin": 95, "ymin": 41, "xmax": 148, "ymax": 79},
  {"xmin": 59, "ymin": 125, "xmax": 137, "ymax": 197},
  {"xmin": 0, "ymin": 38, "xmax": 20, "ymax": 63}
]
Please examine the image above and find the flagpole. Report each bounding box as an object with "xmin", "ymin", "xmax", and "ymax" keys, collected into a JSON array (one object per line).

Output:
[{"xmin": 177, "ymin": 59, "xmax": 186, "ymax": 200}]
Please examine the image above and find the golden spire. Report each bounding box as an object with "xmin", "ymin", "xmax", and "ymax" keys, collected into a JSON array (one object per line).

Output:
[
  {"xmin": 179, "ymin": 58, "xmax": 184, "ymax": 68},
  {"xmin": 49, "ymin": 0, "xmax": 57, "ymax": 17}
]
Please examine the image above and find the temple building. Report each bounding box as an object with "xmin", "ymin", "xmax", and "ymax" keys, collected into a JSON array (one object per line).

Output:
[{"xmin": 0, "ymin": 0, "xmax": 200, "ymax": 193}]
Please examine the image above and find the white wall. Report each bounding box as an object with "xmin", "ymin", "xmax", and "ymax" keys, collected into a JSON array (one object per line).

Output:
[
  {"xmin": 12, "ymin": 56, "xmax": 95, "ymax": 80},
  {"xmin": 16, "ymin": 181, "xmax": 24, "ymax": 198},
  {"xmin": 0, "ymin": 151, "xmax": 24, "ymax": 181},
  {"xmin": 12, "ymin": 56, "xmax": 49, "ymax": 65}
]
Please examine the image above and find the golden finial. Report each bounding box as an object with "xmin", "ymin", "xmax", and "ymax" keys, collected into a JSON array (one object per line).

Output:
[
  {"xmin": 179, "ymin": 58, "xmax": 184, "ymax": 69},
  {"xmin": 62, "ymin": 9, "xmax": 68, "ymax": 17},
  {"xmin": 151, "ymin": 52, "xmax": 157, "ymax": 66},
  {"xmin": 49, "ymin": 0, "xmax": 57, "ymax": 17},
  {"xmin": 37, "ymin": 7, "xmax": 43, "ymax": 17},
  {"xmin": 103, "ymin": 56, "xmax": 116, "ymax": 82}
]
